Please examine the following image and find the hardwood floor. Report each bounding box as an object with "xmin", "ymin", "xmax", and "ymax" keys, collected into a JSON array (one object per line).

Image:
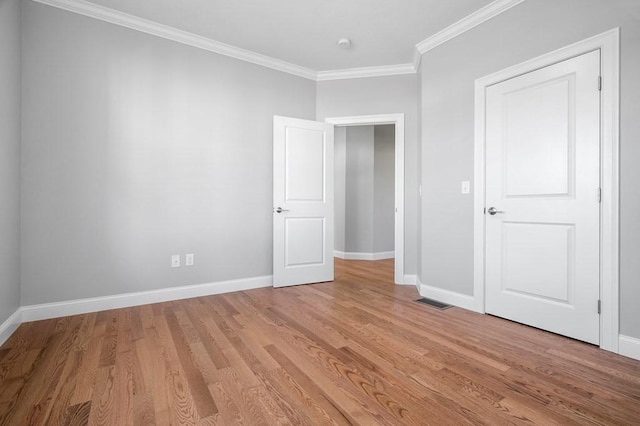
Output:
[{"xmin": 1, "ymin": 258, "xmax": 639, "ymax": 425}]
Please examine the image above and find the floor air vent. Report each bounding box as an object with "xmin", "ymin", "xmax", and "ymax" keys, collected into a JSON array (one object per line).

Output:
[{"xmin": 416, "ymin": 298, "xmax": 452, "ymax": 310}]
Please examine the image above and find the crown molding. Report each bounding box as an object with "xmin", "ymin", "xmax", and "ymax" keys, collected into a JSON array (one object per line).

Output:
[
  {"xmin": 32, "ymin": 0, "xmax": 317, "ymax": 80},
  {"xmin": 317, "ymin": 63, "xmax": 416, "ymax": 81},
  {"xmin": 33, "ymin": 0, "xmax": 525, "ymax": 82},
  {"xmin": 416, "ymin": 0, "xmax": 526, "ymax": 55}
]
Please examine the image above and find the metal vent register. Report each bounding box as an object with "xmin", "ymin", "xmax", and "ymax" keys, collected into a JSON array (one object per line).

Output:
[{"xmin": 415, "ymin": 298, "xmax": 452, "ymax": 310}]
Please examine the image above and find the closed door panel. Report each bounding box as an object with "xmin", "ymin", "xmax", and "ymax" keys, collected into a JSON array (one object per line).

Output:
[{"xmin": 485, "ymin": 50, "xmax": 601, "ymax": 344}]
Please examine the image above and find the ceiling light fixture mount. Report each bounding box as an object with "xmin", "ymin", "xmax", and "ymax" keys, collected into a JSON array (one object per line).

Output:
[{"xmin": 337, "ymin": 38, "xmax": 352, "ymax": 49}]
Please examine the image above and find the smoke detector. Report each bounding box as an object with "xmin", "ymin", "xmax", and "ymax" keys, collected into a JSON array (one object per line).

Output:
[{"xmin": 337, "ymin": 38, "xmax": 352, "ymax": 49}]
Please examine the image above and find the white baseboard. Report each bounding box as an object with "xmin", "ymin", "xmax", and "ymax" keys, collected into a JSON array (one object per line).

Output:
[
  {"xmin": 21, "ymin": 275, "xmax": 273, "ymax": 322},
  {"xmin": 619, "ymin": 335, "xmax": 640, "ymax": 361},
  {"xmin": 417, "ymin": 278, "xmax": 479, "ymax": 312},
  {"xmin": 0, "ymin": 308, "xmax": 23, "ymax": 347},
  {"xmin": 334, "ymin": 250, "xmax": 347, "ymax": 259},
  {"xmin": 398, "ymin": 274, "xmax": 417, "ymax": 286},
  {"xmin": 334, "ymin": 250, "xmax": 395, "ymax": 261}
]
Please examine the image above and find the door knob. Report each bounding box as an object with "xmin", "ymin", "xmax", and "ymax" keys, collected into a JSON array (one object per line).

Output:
[
  {"xmin": 274, "ymin": 207, "xmax": 290, "ymax": 213},
  {"xmin": 487, "ymin": 207, "xmax": 505, "ymax": 215}
]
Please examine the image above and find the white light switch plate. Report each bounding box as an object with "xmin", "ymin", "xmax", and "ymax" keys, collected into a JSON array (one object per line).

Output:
[
  {"xmin": 171, "ymin": 255, "xmax": 180, "ymax": 268},
  {"xmin": 461, "ymin": 181, "xmax": 470, "ymax": 194}
]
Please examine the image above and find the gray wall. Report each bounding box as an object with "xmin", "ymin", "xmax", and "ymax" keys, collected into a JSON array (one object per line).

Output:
[
  {"xmin": 334, "ymin": 127, "xmax": 347, "ymax": 252},
  {"xmin": 0, "ymin": 0, "xmax": 22, "ymax": 324},
  {"xmin": 345, "ymin": 126, "xmax": 375, "ymax": 253},
  {"xmin": 419, "ymin": 0, "xmax": 640, "ymax": 338},
  {"xmin": 335, "ymin": 125, "xmax": 395, "ymax": 255},
  {"xmin": 373, "ymin": 125, "xmax": 395, "ymax": 253},
  {"xmin": 21, "ymin": 2, "xmax": 315, "ymax": 305},
  {"xmin": 317, "ymin": 74, "xmax": 418, "ymax": 275},
  {"xmin": 339, "ymin": 125, "xmax": 395, "ymax": 254}
]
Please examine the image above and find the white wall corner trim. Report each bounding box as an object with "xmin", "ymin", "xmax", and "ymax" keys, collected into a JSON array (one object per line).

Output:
[
  {"xmin": 619, "ymin": 335, "xmax": 640, "ymax": 361},
  {"xmin": 20, "ymin": 276, "xmax": 273, "ymax": 323},
  {"xmin": 401, "ymin": 274, "xmax": 417, "ymax": 286},
  {"xmin": 31, "ymin": 0, "xmax": 317, "ymax": 80},
  {"xmin": 417, "ymin": 277, "xmax": 480, "ymax": 312},
  {"xmin": 317, "ymin": 64, "xmax": 416, "ymax": 81},
  {"xmin": 473, "ymin": 28, "xmax": 620, "ymax": 352},
  {"xmin": 0, "ymin": 309, "xmax": 23, "ymax": 346},
  {"xmin": 412, "ymin": 48, "xmax": 423, "ymax": 73},
  {"xmin": 416, "ymin": 0, "xmax": 526, "ymax": 55}
]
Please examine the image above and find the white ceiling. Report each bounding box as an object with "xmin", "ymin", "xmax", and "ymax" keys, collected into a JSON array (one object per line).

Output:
[{"xmin": 77, "ymin": 0, "xmax": 497, "ymax": 71}]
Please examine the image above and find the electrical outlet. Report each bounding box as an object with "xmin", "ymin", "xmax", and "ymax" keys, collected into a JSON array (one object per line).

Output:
[
  {"xmin": 186, "ymin": 253, "xmax": 194, "ymax": 266},
  {"xmin": 171, "ymin": 254, "xmax": 180, "ymax": 268}
]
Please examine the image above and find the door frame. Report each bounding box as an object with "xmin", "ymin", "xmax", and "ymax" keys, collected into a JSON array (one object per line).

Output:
[
  {"xmin": 325, "ymin": 114, "xmax": 405, "ymax": 285},
  {"xmin": 473, "ymin": 29, "xmax": 620, "ymax": 352}
]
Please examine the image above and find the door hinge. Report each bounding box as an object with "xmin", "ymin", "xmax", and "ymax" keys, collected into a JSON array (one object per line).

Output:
[
  {"xmin": 597, "ymin": 299, "xmax": 601, "ymax": 314},
  {"xmin": 597, "ymin": 187, "xmax": 602, "ymax": 203},
  {"xmin": 598, "ymin": 76, "xmax": 602, "ymax": 91}
]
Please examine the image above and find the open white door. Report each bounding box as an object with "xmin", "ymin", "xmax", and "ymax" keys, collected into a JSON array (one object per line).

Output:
[
  {"xmin": 273, "ymin": 116, "xmax": 334, "ymax": 287},
  {"xmin": 484, "ymin": 50, "xmax": 601, "ymax": 344}
]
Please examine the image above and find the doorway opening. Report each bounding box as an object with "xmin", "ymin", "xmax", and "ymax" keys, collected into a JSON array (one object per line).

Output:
[
  {"xmin": 326, "ymin": 114, "xmax": 405, "ymax": 284},
  {"xmin": 334, "ymin": 124, "xmax": 395, "ymax": 267}
]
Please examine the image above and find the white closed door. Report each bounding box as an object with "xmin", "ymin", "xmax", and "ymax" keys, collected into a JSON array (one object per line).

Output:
[
  {"xmin": 485, "ymin": 50, "xmax": 601, "ymax": 344},
  {"xmin": 273, "ymin": 116, "xmax": 334, "ymax": 287}
]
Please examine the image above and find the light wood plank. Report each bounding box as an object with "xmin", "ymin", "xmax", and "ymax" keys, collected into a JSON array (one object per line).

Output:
[{"xmin": 0, "ymin": 258, "xmax": 639, "ymax": 425}]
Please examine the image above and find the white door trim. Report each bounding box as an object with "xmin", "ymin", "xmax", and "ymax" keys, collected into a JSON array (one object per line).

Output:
[
  {"xmin": 473, "ymin": 28, "xmax": 620, "ymax": 352},
  {"xmin": 325, "ymin": 114, "xmax": 405, "ymax": 285}
]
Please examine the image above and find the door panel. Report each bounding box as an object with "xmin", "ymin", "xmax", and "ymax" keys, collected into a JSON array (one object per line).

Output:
[
  {"xmin": 285, "ymin": 127, "xmax": 326, "ymax": 202},
  {"xmin": 285, "ymin": 218, "xmax": 325, "ymax": 266},
  {"xmin": 502, "ymin": 222, "xmax": 574, "ymax": 303},
  {"xmin": 504, "ymin": 77, "xmax": 573, "ymax": 197},
  {"xmin": 485, "ymin": 50, "xmax": 601, "ymax": 344},
  {"xmin": 273, "ymin": 116, "xmax": 334, "ymax": 287}
]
